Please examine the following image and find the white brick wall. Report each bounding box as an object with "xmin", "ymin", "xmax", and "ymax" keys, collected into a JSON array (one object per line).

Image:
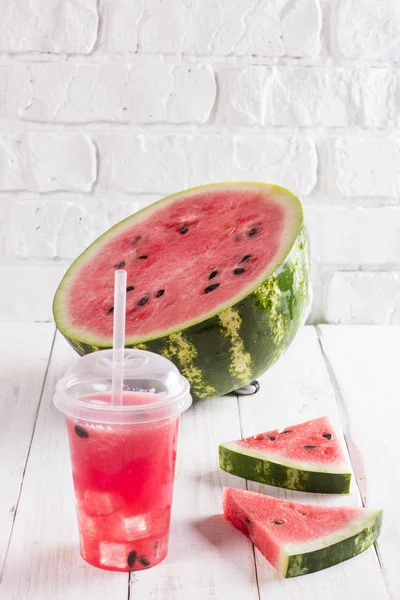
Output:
[{"xmin": 0, "ymin": 0, "xmax": 398, "ymax": 324}]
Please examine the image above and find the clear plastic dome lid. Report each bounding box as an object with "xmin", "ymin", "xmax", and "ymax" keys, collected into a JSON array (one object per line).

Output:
[{"xmin": 53, "ymin": 348, "xmax": 192, "ymax": 424}]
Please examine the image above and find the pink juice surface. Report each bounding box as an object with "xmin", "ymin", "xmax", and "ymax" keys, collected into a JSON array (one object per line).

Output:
[{"xmin": 66, "ymin": 392, "xmax": 179, "ymax": 572}]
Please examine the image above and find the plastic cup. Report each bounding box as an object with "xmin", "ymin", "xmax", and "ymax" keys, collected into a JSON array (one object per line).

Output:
[{"xmin": 54, "ymin": 348, "xmax": 192, "ymax": 572}]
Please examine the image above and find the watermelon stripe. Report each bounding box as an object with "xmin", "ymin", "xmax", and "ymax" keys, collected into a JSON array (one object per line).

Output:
[
  {"xmin": 285, "ymin": 510, "xmax": 383, "ymax": 577},
  {"xmin": 159, "ymin": 332, "xmax": 217, "ymax": 399},
  {"xmin": 218, "ymin": 443, "xmax": 352, "ymax": 494},
  {"xmin": 179, "ymin": 320, "xmax": 235, "ymax": 397},
  {"xmin": 218, "ymin": 307, "xmax": 253, "ymax": 386}
]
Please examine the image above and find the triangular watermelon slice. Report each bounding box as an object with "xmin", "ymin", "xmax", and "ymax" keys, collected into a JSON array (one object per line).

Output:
[
  {"xmin": 219, "ymin": 417, "xmax": 352, "ymax": 493},
  {"xmin": 223, "ymin": 488, "xmax": 383, "ymax": 578}
]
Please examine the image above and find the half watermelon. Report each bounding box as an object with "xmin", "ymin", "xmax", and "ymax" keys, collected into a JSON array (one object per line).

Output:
[
  {"xmin": 223, "ymin": 488, "xmax": 382, "ymax": 578},
  {"xmin": 219, "ymin": 417, "xmax": 352, "ymax": 493},
  {"xmin": 53, "ymin": 182, "xmax": 310, "ymax": 398}
]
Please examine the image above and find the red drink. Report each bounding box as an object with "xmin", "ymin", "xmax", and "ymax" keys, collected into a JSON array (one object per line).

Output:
[
  {"xmin": 54, "ymin": 348, "xmax": 191, "ymax": 572},
  {"xmin": 66, "ymin": 392, "xmax": 179, "ymax": 571}
]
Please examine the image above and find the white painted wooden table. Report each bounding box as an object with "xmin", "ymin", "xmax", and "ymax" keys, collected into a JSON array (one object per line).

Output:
[{"xmin": 0, "ymin": 324, "xmax": 398, "ymax": 600}]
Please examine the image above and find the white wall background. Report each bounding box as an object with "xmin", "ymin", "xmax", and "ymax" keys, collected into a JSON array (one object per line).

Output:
[{"xmin": 0, "ymin": 0, "xmax": 399, "ymax": 324}]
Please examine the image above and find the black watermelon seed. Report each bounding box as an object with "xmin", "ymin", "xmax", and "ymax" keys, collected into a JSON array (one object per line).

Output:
[
  {"xmin": 304, "ymin": 445, "xmax": 318, "ymax": 449},
  {"xmin": 139, "ymin": 255, "xmax": 148, "ymax": 260},
  {"xmin": 133, "ymin": 235, "xmax": 142, "ymax": 244},
  {"xmin": 280, "ymin": 430, "xmax": 293, "ymax": 434},
  {"xmin": 246, "ymin": 517, "xmax": 252, "ymax": 525},
  {"xmin": 156, "ymin": 289, "xmax": 165, "ymax": 298},
  {"xmin": 74, "ymin": 425, "xmax": 89, "ymax": 439},
  {"xmin": 205, "ymin": 283, "xmax": 220, "ymax": 294},
  {"xmin": 115, "ymin": 261, "xmax": 125, "ymax": 269},
  {"xmin": 139, "ymin": 556, "xmax": 151, "ymax": 567},
  {"xmin": 233, "ymin": 268, "xmax": 246, "ymax": 275},
  {"xmin": 209, "ymin": 270, "xmax": 218, "ymax": 280},
  {"xmin": 126, "ymin": 286, "xmax": 134, "ymax": 292},
  {"xmin": 138, "ymin": 296, "xmax": 149, "ymax": 307},
  {"xmin": 323, "ymin": 433, "xmax": 332, "ymax": 440},
  {"xmin": 240, "ymin": 254, "xmax": 252, "ymax": 263},
  {"xmin": 180, "ymin": 224, "xmax": 189, "ymax": 234},
  {"xmin": 127, "ymin": 550, "xmax": 137, "ymax": 568},
  {"xmin": 249, "ymin": 227, "xmax": 258, "ymax": 238},
  {"xmin": 269, "ymin": 436, "xmax": 276, "ymax": 441},
  {"xmin": 154, "ymin": 541, "xmax": 159, "ymax": 551},
  {"xmin": 107, "ymin": 307, "xmax": 114, "ymax": 315},
  {"xmin": 273, "ymin": 521, "xmax": 284, "ymax": 526}
]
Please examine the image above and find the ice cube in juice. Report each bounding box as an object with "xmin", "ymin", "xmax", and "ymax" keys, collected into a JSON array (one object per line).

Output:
[{"xmin": 66, "ymin": 392, "xmax": 179, "ymax": 571}]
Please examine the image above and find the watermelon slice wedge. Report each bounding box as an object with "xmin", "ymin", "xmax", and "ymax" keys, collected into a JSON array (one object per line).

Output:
[
  {"xmin": 219, "ymin": 417, "xmax": 352, "ymax": 493},
  {"xmin": 223, "ymin": 488, "xmax": 383, "ymax": 578},
  {"xmin": 53, "ymin": 182, "xmax": 310, "ymax": 399}
]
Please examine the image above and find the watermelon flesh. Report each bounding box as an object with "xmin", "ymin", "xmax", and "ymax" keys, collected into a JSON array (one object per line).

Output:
[
  {"xmin": 237, "ymin": 416, "xmax": 347, "ymax": 467},
  {"xmin": 223, "ymin": 488, "xmax": 383, "ymax": 577},
  {"xmin": 219, "ymin": 417, "xmax": 352, "ymax": 493},
  {"xmin": 53, "ymin": 182, "xmax": 310, "ymax": 398},
  {"xmin": 58, "ymin": 185, "xmax": 299, "ymax": 341}
]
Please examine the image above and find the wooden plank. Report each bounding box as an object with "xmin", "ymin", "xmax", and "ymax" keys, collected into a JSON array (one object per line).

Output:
[
  {"xmin": 129, "ymin": 393, "xmax": 259, "ymax": 600},
  {"xmin": 319, "ymin": 325, "xmax": 398, "ymax": 599},
  {"xmin": 237, "ymin": 327, "xmax": 388, "ymax": 600},
  {"xmin": 0, "ymin": 323, "xmax": 55, "ymax": 576},
  {"xmin": 0, "ymin": 333, "xmax": 129, "ymax": 600}
]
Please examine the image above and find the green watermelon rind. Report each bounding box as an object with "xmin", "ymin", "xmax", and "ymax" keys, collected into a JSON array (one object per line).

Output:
[
  {"xmin": 219, "ymin": 441, "xmax": 352, "ymax": 494},
  {"xmin": 281, "ymin": 509, "xmax": 383, "ymax": 578},
  {"xmin": 53, "ymin": 182, "xmax": 310, "ymax": 399}
]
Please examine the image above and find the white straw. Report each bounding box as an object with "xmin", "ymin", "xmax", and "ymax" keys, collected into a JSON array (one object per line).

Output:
[{"xmin": 112, "ymin": 269, "xmax": 127, "ymax": 405}]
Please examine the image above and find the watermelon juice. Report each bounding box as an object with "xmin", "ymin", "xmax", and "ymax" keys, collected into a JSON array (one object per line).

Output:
[
  {"xmin": 66, "ymin": 393, "xmax": 179, "ymax": 571},
  {"xmin": 53, "ymin": 348, "xmax": 192, "ymax": 572}
]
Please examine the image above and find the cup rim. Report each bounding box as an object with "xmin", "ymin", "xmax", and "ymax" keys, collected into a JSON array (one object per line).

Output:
[{"xmin": 53, "ymin": 373, "xmax": 192, "ymax": 423}]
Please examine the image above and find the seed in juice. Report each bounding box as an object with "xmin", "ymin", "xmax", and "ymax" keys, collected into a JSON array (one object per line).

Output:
[
  {"xmin": 74, "ymin": 424, "xmax": 89, "ymax": 438},
  {"xmin": 139, "ymin": 556, "xmax": 151, "ymax": 567},
  {"xmin": 127, "ymin": 550, "xmax": 137, "ymax": 568}
]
